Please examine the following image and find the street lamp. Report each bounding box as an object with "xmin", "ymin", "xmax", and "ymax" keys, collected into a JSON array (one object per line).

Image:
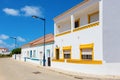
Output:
[
  {"xmin": 32, "ymin": 15, "xmax": 46, "ymax": 66},
  {"xmin": 10, "ymin": 37, "xmax": 17, "ymax": 60},
  {"xmin": 10, "ymin": 37, "xmax": 17, "ymax": 48}
]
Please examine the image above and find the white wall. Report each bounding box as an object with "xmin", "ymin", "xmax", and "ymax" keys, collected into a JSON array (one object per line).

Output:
[
  {"xmin": 12, "ymin": 54, "xmax": 21, "ymax": 61},
  {"xmin": 52, "ymin": 62, "xmax": 120, "ymax": 75},
  {"xmin": 55, "ymin": 24, "xmax": 103, "ymax": 60},
  {"xmin": 103, "ymin": 0, "xmax": 120, "ymax": 62},
  {"xmin": 54, "ymin": 1, "xmax": 102, "ymax": 60},
  {"xmin": 21, "ymin": 43, "xmax": 54, "ymax": 65},
  {"xmin": 58, "ymin": 21, "xmax": 71, "ymax": 33}
]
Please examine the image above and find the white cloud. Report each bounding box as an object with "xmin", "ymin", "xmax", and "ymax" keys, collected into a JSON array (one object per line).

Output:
[
  {"xmin": 21, "ymin": 6, "xmax": 43, "ymax": 16},
  {"xmin": 0, "ymin": 42, "xmax": 15, "ymax": 50},
  {"xmin": 3, "ymin": 6, "xmax": 43, "ymax": 17},
  {"xmin": 0, "ymin": 40, "xmax": 5, "ymax": 44},
  {"xmin": 0, "ymin": 34, "xmax": 9, "ymax": 40},
  {"xmin": 3, "ymin": 8, "xmax": 20, "ymax": 16},
  {"xmin": 17, "ymin": 36, "xmax": 26, "ymax": 42},
  {"xmin": 6, "ymin": 44, "xmax": 15, "ymax": 49},
  {"xmin": 0, "ymin": 34, "xmax": 26, "ymax": 50}
]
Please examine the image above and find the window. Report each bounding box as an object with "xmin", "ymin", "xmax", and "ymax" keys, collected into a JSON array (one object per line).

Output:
[
  {"xmin": 88, "ymin": 11, "xmax": 99, "ymax": 23},
  {"xmin": 39, "ymin": 51, "xmax": 43, "ymax": 59},
  {"xmin": 27, "ymin": 51, "xmax": 29, "ymax": 57},
  {"xmin": 32, "ymin": 50, "xmax": 36, "ymax": 58},
  {"xmin": 47, "ymin": 49, "xmax": 50, "ymax": 57},
  {"xmin": 63, "ymin": 50, "xmax": 71, "ymax": 59},
  {"xmin": 30, "ymin": 50, "xmax": 32, "ymax": 58},
  {"xmin": 63, "ymin": 46, "xmax": 71, "ymax": 59},
  {"xmin": 80, "ymin": 43, "xmax": 94, "ymax": 60},
  {"xmin": 75, "ymin": 18, "xmax": 80, "ymax": 28},
  {"xmin": 81, "ymin": 48, "xmax": 92, "ymax": 60}
]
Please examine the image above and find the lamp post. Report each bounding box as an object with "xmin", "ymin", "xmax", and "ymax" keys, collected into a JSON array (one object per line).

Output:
[
  {"xmin": 10, "ymin": 37, "xmax": 17, "ymax": 48},
  {"xmin": 32, "ymin": 15, "xmax": 46, "ymax": 66},
  {"xmin": 10, "ymin": 37, "xmax": 17, "ymax": 59}
]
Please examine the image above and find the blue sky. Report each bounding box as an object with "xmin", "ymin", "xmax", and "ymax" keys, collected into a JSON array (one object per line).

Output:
[{"xmin": 0, "ymin": 0, "xmax": 83, "ymax": 50}]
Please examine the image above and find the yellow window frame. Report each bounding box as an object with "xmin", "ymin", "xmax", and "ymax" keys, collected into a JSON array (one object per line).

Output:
[
  {"xmin": 80, "ymin": 43, "xmax": 94, "ymax": 60},
  {"xmin": 62, "ymin": 46, "xmax": 72, "ymax": 59}
]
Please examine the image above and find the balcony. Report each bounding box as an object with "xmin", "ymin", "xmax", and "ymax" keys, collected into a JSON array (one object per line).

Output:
[{"xmin": 55, "ymin": 2, "xmax": 100, "ymax": 37}]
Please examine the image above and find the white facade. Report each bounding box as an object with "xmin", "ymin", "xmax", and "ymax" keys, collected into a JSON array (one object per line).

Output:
[
  {"xmin": 0, "ymin": 48, "xmax": 9, "ymax": 54},
  {"xmin": 102, "ymin": 0, "xmax": 120, "ymax": 63},
  {"xmin": 52, "ymin": 0, "xmax": 120, "ymax": 75},
  {"xmin": 21, "ymin": 44, "xmax": 54, "ymax": 66},
  {"xmin": 21, "ymin": 34, "xmax": 54, "ymax": 66}
]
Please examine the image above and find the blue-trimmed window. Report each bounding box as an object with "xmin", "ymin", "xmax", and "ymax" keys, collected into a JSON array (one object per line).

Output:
[
  {"xmin": 30, "ymin": 50, "xmax": 32, "ymax": 58},
  {"xmin": 33, "ymin": 50, "xmax": 36, "ymax": 58}
]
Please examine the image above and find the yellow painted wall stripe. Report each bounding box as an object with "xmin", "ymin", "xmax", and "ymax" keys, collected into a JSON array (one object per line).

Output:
[
  {"xmin": 55, "ymin": 30, "xmax": 71, "ymax": 37},
  {"xmin": 73, "ymin": 22, "xmax": 99, "ymax": 32}
]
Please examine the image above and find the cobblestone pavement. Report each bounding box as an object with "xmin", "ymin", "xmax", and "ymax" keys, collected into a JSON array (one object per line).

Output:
[{"xmin": 0, "ymin": 58, "xmax": 119, "ymax": 80}]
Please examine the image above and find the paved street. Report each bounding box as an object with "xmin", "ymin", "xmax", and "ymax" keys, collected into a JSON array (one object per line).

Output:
[{"xmin": 0, "ymin": 58, "xmax": 119, "ymax": 80}]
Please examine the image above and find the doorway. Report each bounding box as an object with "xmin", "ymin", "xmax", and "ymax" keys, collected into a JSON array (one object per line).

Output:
[
  {"xmin": 56, "ymin": 48, "xmax": 60, "ymax": 60},
  {"xmin": 47, "ymin": 49, "xmax": 51, "ymax": 66}
]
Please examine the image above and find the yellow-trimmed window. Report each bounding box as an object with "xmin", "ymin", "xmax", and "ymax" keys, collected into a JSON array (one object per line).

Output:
[
  {"xmin": 81, "ymin": 48, "xmax": 92, "ymax": 60},
  {"xmin": 88, "ymin": 11, "xmax": 99, "ymax": 23},
  {"xmin": 80, "ymin": 43, "xmax": 94, "ymax": 60},
  {"xmin": 63, "ymin": 46, "xmax": 71, "ymax": 59}
]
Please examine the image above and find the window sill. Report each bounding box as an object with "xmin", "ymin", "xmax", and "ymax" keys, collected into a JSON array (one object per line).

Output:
[
  {"xmin": 55, "ymin": 30, "xmax": 71, "ymax": 37},
  {"xmin": 73, "ymin": 21, "xmax": 99, "ymax": 32}
]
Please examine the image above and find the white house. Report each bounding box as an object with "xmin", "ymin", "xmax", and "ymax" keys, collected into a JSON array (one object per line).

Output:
[
  {"xmin": 0, "ymin": 48, "xmax": 9, "ymax": 54},
  {"xmin": 21, "ymin": 34, "xmax": 54, "ymax": 66},
  {"xmin": 52, "ymin": 0, "xmax": 120, "ymax": 75}
]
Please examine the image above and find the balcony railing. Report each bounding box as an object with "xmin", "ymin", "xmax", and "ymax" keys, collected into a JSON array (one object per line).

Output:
[
  {"xmin": 55, "ymin": 21, "xmax": 99, "ymax": 37},
  {"xmin": 55, "ymin": 30, "xmax": 71, "ymax": 37},
  {"xmin": 73, "ymin": 21, "xmax": 99, "ymax": 32}
]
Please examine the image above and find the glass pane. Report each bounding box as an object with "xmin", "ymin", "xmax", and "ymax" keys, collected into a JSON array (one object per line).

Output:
[
  {"xmin": 82, "ymin": 55, "xmax": 92, "ymax": 60},
  {"xmin": 64, "ymin": 54, "xmax": 70, "ymax": 59}
]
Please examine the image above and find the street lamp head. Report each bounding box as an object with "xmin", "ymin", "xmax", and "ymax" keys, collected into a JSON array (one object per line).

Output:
[
  {"xmin": 32, "ymin": 15, "xmax": 45, "ymax": 21},
  {"xmin": 10, "ymin": 37, "xmax": 17, "ymax": 39},
  {"xmin": 32, "ymin": 15, "xmax": 39, "ymax": 19}
]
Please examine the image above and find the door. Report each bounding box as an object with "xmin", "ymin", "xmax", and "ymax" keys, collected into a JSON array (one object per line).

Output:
[
  {"xmin": 56, "ymin": 49, "xmax": 59, "ymax": 60},
  {"xmin": 47, "ymin": 49, "xmax": 51, "ymax": 66}
]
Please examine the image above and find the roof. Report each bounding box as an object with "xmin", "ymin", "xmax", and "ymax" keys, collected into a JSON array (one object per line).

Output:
[
  {"xmin": 54, "ymin": 0, "xmax": 89, "ymax": 21},
  {"xmin": 30, "ymin": 34, "xmax": 54, "ymax": 46},
  {"xmin": 0, "ymin": 48, "xmax": 8, "ymax": 50},
  {"xmin": 21, "ymin": 34, "xmax": 54, "ymax": 48}
]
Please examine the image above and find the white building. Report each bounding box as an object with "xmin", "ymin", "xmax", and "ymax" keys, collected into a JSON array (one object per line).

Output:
[
  {"xmin": 52, "ymin": 0, "xmax": 120, "ymax": 75},
  {"xmin": 0, "ymin": 48, "xmax": 9, "ymax": 54},
  {"xmin": 21, "ymin": 34, "xmax": 54, "ymax": 66}
]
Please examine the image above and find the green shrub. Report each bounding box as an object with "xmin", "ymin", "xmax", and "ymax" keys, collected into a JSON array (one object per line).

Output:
[
  {"xmin": 0, "ymin": 54, "xmax": 12, "ymax": 58},
  {"xmin": 11, "ymin": 48, "xmax": 21, "ymax": 55}
]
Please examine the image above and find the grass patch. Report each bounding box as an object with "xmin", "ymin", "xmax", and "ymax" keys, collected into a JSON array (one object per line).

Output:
[{"xmin": 0, "ymin": 54, "xmax": 12, "ymax": 58}]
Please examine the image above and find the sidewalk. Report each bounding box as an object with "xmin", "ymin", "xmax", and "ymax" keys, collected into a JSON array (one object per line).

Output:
[
  {"xmin": 39, "ymin": 65, "xmax": 120, "ymax": 80},
  {"xmin": 13, "ymin": 58, "xmax": 120, "ymax": 80}
]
